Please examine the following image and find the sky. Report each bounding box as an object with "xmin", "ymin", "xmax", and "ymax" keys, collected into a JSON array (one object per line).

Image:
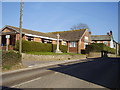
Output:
[{"xmin": 1, "ymin": 2, "xmax": 119, "ymax": 42}]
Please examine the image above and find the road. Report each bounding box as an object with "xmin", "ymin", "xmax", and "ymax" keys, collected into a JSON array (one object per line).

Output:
[
  {"xmin": 2, "ymin": 57, "xmax": 120, "ymax": 89},
  {"xmin": 22, "ymin": 60, "xmax": 60, "ymax": 67}
]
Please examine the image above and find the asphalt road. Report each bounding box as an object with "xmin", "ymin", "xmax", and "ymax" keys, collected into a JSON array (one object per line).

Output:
[{"xmin": 2, "ymin": 57, "xmax": 120, "ymax": 89}]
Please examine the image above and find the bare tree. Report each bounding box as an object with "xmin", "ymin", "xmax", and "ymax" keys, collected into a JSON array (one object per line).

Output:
[{"xmin": 70, "ymin": 23, "xmax": 89, "ymax": 30}]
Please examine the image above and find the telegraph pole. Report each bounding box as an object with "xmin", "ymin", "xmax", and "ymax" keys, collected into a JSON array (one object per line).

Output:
[{"xmin": 19, "ymin": 0, "xmax": 23, "ymax": 54}]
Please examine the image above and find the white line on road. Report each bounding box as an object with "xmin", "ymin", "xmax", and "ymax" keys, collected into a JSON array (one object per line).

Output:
[
  {"xmin": 54, "ymin": 72, "xmax": 58, "ymax": 74},
  {"xmin": 11, "ymin": 77, "xmax": 42, "ymax": 88},
  {"xmin": 28, "ymin": 66, "xmax": 33, "ymax": 67}
]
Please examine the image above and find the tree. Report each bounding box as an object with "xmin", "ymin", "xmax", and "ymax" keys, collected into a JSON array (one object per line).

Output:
[{"xmin": 70, "ymin": 23, "xmax": 89, "ymax": 30}]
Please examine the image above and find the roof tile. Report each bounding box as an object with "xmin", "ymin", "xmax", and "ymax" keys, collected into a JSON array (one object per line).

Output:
[{"xmin": 3, "ymin": 25, "xmax": 86, "ymax": 41}]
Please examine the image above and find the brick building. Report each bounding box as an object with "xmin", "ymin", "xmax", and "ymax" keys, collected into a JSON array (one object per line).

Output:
[
  {"xmin": 91, "ymin": 31, "xmax": 119, "ymax": 55},
  {"xmin": 91, "ymin": 31, "xmax": 115, "ymax": 48},
  {"xmin": 0, "ymin": 25, "xmax": 91, "ymax": 53}
]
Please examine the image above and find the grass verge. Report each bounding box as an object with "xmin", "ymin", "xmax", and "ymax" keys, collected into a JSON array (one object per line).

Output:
[
  {"xmin": 26, "ymin": 52, "xmax": 84, "ymax": 55},
  {"xmin": 2, "ymin": 50, "xmax": 25, "ymax": 72}
]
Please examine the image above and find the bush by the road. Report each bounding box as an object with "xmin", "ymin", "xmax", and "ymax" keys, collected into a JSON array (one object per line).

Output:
[
  {"xmin": 2, "ymin": 51, "xmax": 22, "ymax": 70},
  {"xmin": 15, "ymin": 40, "xmax": 67, "ymax": 53},
  {"xmin": 86, "ymin": 43, "xmax": 115, "ymax": 54}
]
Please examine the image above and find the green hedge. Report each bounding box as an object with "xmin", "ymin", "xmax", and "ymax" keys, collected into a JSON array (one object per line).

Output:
[
  {"xmin": 86, "ymin": 43, "xmax": 115, "ymax": 54},
  {"xmin": 15, "ymin": 40, "xmax": 67, "ymax": 53},
  {"xmin": 2, "ymin": 51, "xmax": 22, "ymax": 69}
]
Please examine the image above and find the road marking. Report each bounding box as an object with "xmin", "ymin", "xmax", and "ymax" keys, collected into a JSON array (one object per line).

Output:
[
  {"xmin": 11, "ymin": 77, "xmax": 42, "ymax": 88},
  {"xmin": 55, "ymin": 72, "xmax": 58, "ymax": 74},
  {"xmin": 28, "ymin": 66, "xmax": 33, "ymax": 67}
]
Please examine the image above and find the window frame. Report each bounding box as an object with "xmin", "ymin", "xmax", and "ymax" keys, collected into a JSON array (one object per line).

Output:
[
  {"xmin": 69, "ymin": 41, "xmax": 76, "ymax": 47},
  {"xmin": 104, "ymin": 41, "xmax": 108, "ymax": 45}
]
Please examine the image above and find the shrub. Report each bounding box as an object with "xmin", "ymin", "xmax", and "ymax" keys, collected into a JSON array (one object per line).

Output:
[
  {"xmin": 2, "ymin": 51, "xmax": 22, "ymax": 69},
  {"xmin": 15, "ymin": 40, "xmax": 67, "ymax": 53},
  {"xmin": 60, "ymin": 45, "xmax": 68, "ymax": 53},
  {"xmin": 86, "ymin": 43, "xmax": 115, "ymax": 54}
]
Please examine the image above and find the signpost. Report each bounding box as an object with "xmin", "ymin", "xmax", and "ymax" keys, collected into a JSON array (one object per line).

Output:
[
  {"xmin": 6, "ymin": 35, "xmax": 10, "ymax": 51},
  {"xmin": 6, "ymin": 35, "xmax": 10, "ymax": 39}
]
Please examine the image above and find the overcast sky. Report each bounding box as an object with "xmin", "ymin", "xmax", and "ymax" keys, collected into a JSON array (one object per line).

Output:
[{"xmin": 1, "ymin": 2, "xmax": 119, "ymax": 42}]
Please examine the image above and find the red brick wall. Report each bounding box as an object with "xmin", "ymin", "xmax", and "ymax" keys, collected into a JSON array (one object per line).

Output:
[
  {"xmin": 16, "ymin": 34, "xmax": 27, "ymax": 41},
  {"xmin": 67, "ymin": 30, "xmax": 91, "ymax": 53},
  {"xmin": 2, "ymin": 46, "xmax": 14, "ymax": 50},
  {"xmin": 23, "ymin": 35, "xmax": 27, "ymax": 40},
  {"xmin": 80, "ymin": 40, "xmax": 85, "ymax": 50},
  {"xmin": 33, "ymin": 37, "xmax": 41, "ymax": 42},
  {"xmin": 67, "ymin": 41, "xmax": 70, "ymax": 52},
  {"xmin": 80, "ymin": 30, "xmax": 91, "ymax": 50},
  {"xmin": 16, "ymin": 34, "xmax": 20, "ymax": 40},
  {"xmin": 108, "ymin": 41, "xmax": 110, "ymax": 47},
  {"xmin": 52, "ymin": 40, "xmax": 57, "ymax": 44}
]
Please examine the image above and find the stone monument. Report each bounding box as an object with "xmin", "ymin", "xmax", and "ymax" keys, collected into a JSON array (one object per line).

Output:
[{"xmin": 54, "ymin": 33, "xmax": 62, "ymax": 53}]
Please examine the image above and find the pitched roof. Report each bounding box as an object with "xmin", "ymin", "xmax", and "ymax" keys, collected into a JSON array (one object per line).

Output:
[
  {"xmin": 3, "ymin": 25, "xmax": 56, "ymax": 39},
  {"xmin": 91, "ymin": 35, "xmax": 112, "ymax": 41},
  {"xmin": 2, "ymin": 25, "xmax": 86, "ymax": 41},
  {"xmin": 47, "ymin": 29, "xmax": 86, "ymax": 41}
]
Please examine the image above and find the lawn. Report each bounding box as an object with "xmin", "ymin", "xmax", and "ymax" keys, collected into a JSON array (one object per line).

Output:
[{"xmin": 26, "ymin": 52, "xmax": 83, "ymax": 55}]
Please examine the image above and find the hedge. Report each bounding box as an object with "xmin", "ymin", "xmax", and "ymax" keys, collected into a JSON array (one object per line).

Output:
[
  {"xmin": 86, "ymin": 43, "xmax": 115, "ymax": 54},
  {"xmin": 15, "ymin": 40, "xmax": 68, "ymax": 53}
]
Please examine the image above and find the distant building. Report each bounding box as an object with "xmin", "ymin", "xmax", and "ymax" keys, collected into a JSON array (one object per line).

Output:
[
  {"xmin": 113, "ymin": 40, "xmax": 119, "ymax": 56},
  {"xmin": 91, "ymin": 31, "xmax": 119, "ymax": 55},
  {"xmin": 0, "ymin": 25, "xmax": 91, "ymax": 53}
]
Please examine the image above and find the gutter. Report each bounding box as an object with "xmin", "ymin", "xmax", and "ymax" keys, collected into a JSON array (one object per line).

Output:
[{"xmin": 24, "ymin": 33, "xmax": 59, "ymax": 41}]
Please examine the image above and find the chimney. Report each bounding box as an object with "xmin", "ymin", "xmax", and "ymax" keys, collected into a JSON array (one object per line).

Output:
[
  {"xmin": 109, "ymin": 31, "xmax": 112, "ymax": 35},
  {"xmin": 107, "ymin": 32, "xmax": 109, "ymax": 35},
  {"xmin": 89, "ymin": 32, "xmax": 92, "ymax": 35}
]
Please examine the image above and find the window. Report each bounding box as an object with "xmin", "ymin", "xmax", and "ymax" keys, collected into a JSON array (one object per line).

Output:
[
  {"xmin": 63, "ymin": 42, "xmax": 66, "ymax": 45},
  {"xmin": 42, "ymin": 38, "xmax": 52, "ymax": 43},
  {"xmin": 61, "ymin": 41, "xmax": 67, "ymax": 45},
  {"xmin": 104, "ymin": 41, "xmax": 108, "ymax": 45},
  {"xmin": 114, "ymin": 45, "xmax": 116, "ymax": 48},
  {"xmin": 27, "ymin": 36, "xmax": 34, "ymax": 41},
  {"xmin": 70, "ymin": 41, "xmax": 76, "ymax": 47},
  {"xmin": 84, "ymin": 36, "xmax": 88, "ymax": 42},
  {"xmin": 97, "ymin": 41, "xmax": 100, "ymax": 43}
]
